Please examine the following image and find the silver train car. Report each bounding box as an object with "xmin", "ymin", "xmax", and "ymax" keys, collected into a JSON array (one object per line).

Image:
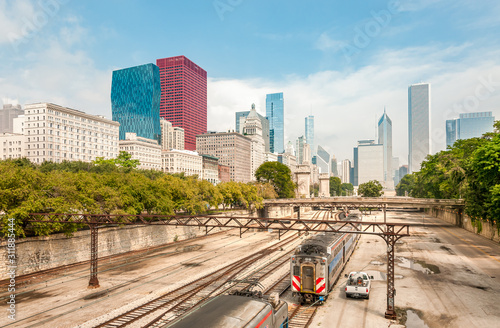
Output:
[
  {"xmin": 290, "ymin": 216, "xmax": 360, "ymax": 304},
  {"xmin": 167, "ymin": 291, "xmax": 288, "ymax": 328}
]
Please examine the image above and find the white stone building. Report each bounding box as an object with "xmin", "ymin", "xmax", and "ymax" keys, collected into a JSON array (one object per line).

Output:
[
  {"xmin": 24, "ymin": 103, "xmax": 119, "ymax": 164},
  {"xmin": 0, "ymin": 133, "xmax": 26, "ymax": 160},
  {"xmin": 161, "ymin": 149, "xmax": 202, "ymax": 177},
  {"xmin": 242, "ymin": 104, "xmax": 266, "ymax": 180},
  {"xmin": 160, "ymin": 118, "xmax": 185, "ymax": 150},
  {"xmin": 358, "ymin": 140, "xmax": 384, "ymax": 186},
  {"xmin": 120, "ymin": 132, "xmax": 161, "ymax": 170}
]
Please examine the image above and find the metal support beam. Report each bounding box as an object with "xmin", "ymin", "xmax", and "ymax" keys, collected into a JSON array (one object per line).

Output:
[
  {"xmin": 384, "ymin": 225, "xmax": 397, "ymax": 319},
  {"xmin": 88, "ymin": 224, "xmax": 99, "ymax": 288}
]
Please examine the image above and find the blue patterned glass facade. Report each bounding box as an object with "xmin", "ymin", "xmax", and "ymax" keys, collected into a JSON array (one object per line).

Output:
[
  {"xmin": 305, "ymin": 115, "xmax": 314, "ymax": 156},
  {"xmin": 111, "ymin": 63, "xmax": 161, "ymax": 142},
  {"xmin": 266, "ymin": 92, "xmax": 284, "ymax": 153}
]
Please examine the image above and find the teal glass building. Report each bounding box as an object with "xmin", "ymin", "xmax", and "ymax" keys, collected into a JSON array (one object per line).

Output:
[
  {"xmin": 266, "ymin": 92, "xmax": 284, "ymax": 153},
  {"xmin": 446, "ymin": 112, "xmax": 494, "ymax": 148},
  {"xmin": 111, "ymin": 63, "xmax": 161, "ymax": 142}
]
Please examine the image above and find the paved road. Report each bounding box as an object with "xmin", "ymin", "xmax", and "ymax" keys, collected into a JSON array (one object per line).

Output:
[{"xmin": 307, "ymin": 210, "xmax": 500, "ymax": 328}]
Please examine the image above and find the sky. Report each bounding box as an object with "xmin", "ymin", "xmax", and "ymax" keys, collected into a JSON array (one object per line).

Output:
[{"xmin": 1, "ymin": 0, "xmax": 500, "ymax": 164}]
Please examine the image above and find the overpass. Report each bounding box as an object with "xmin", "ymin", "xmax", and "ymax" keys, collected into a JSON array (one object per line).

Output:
[{"xmin": 263, "ymin": 196, "xmax": 465, "ymax": 209}]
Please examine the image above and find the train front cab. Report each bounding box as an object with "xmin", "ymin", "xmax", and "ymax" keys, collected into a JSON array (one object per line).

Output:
[{"xmin": 291, "ymin": 258, "xmax": 327, "ymax": 304}]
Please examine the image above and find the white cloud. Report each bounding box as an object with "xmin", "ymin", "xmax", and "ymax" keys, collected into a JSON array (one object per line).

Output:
[{"xmin": 208, "ymin": 44, "xmax": 500, "ymax": 165}]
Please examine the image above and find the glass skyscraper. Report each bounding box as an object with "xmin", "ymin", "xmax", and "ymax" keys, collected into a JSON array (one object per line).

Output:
[
  {"xmin": 266, "ymin": 92, "xmax": 284, "ymax": 153},
  {"xmin": 111, "ymin": 63, "xmax": 161, "ymax": 142},
  {"xmin": 446, "ymin": 112, "xmax": 494, "ymax": 148},
  {"xmin": 316, "ymin": 145, "xmax": 330, "ymax": 174},
  {"xmin": 446, "ymin": 119, "xmax": 457, "ymax": 148},
  {"xmin": 408, "ymin": 83, "xmax": 430, "ymax": 174},
  {"xmin": 305, "ymin": 115, "xmax": 314, "ymax": 156},
  {"xmin": 378, "ymin": 109, "xmax": 393, "ymax": 187}
]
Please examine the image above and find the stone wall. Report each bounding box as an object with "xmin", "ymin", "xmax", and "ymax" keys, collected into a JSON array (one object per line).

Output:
[
  {"xmin": 427, "ymin": 208, "xmax": 499, "ymax": 243},
  {"xmin": 0, "ymin": 210, "xmax": 252, "ymax": 278}
]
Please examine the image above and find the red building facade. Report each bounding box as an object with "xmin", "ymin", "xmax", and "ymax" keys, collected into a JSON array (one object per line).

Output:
[{"xmin": 156, "ymin": 56, "xmax": 207, "ymax": 151}]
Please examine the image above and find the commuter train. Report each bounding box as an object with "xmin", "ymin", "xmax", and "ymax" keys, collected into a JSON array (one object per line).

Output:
[
  {"xmin": 290, "ymin": 214, "xmax": 360, "ymax": 304},
  {"xmin": 167, "ymin": 290, "xmax": 288, "ymax": 328}
]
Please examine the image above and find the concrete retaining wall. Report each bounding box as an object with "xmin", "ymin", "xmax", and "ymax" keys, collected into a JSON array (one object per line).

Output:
[
  {"xmin": 0, "ymin": 210, "xmax": 253, "ymax": 278},
  {"xmin": 427, "ymin": 208, "xmax": 499, "ymax": 243}
]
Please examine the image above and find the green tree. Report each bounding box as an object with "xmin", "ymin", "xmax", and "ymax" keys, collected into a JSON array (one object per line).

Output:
[
  {"xmin": 329, "ymin": 177, "xmax": 342, "ymax": 196},
  {"xmin": 396, "ymin": 174, "xmax": 415, "ymax": 196},
  {"xmin": 358, "ymin": 180, "xmax": 384, "ymax": 197},
  {"xmin": 255, "ymin": 161, "xmax": 296, "ymax": 198},
  {"xmin": 341, "ymin": 183, "xmax": 354, "ymax": 196},
  {"xmin": 310, "ymin": 183, "xmax": 319, "ymax": 197}
]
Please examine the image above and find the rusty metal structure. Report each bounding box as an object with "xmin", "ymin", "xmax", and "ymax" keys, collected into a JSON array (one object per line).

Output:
[{"xmin": 29, "ymin": 197, "xmax": 465, "ymax": 320}]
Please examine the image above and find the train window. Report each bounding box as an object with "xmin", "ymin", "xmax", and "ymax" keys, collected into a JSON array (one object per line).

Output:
[{"xmin": 293, "ymin": 266, "xmax": 300, "ymax": 276}]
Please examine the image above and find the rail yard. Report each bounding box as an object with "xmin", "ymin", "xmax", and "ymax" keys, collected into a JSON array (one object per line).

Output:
[{"xmin": 1, "ymin": 209, "xmax": 499, "ymax": 328}]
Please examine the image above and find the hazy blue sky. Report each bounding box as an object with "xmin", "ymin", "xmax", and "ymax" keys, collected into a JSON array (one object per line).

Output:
[{"xmin": 1, "ymin": 0, "xmax": 499, "ymax": 163}]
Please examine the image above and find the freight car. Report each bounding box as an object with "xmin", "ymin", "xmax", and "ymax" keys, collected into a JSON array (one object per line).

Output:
[
  {"xmin": 167, "ymin": 290, "xmax": 288, "ymax": 328},
  {"xmin": 290, "ymin": 219, "xmax": 360, "ymax": 304}
]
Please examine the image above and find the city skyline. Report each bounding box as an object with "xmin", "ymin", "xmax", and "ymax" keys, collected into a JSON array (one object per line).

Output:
[{"xmin": 1, "ymin": 1, "xmax": 500, "ymax": 163}]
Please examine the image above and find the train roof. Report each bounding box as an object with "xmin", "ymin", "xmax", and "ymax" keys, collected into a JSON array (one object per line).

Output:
[
  {"xmin": 296, "ymin": 232, "xmax": 342, "ymax": 256},
  {"xmin": 166, "ymin": 295, "xmax": 273, "ymax": 328}
]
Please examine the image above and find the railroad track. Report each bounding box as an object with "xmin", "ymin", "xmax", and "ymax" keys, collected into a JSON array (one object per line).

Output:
[
  {"xmin": 287, "ymin": 304, "xmax": 318, "ymax": 328},
  {"xmin": 95, "ymin": 235, "xmax": 299, "ymax": 328}
]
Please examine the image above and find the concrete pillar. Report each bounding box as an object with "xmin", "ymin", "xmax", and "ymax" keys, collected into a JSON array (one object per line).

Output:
[
  {"xmin": 319, "ymin": 173, "xmax": 330, "ymax": 197},
  {"xmin": 294, "ymin": 164, "xmax": 311, "ymax": 198}
]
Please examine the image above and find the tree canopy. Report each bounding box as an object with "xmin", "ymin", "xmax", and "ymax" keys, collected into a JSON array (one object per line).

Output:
[
  {"xmin": 329, "ymin": 177, "xmax": 342, "ymax": 196},
  {"xmin": 255, "ymin": 161, "xmax": 296, "ymax": 198},
  {"xmin": 396, "ymin": 120, "xmax": 500, "ymax": 226},
  {"xmin": 358, "ymin": 180, "xmax": 384, "ymax": 197},
  {"xmin": 0, "ymin": 158, "xmax": 264, "ymax": 237}
]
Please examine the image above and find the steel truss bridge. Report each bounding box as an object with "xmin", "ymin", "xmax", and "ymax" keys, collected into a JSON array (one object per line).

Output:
[{"xmin": 29, "ymin": 197, "xmax": 465, "ymax": 320}]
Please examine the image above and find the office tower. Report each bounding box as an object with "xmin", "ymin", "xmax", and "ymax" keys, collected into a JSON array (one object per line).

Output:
[
  {"xmin": 341, "ymin": 159, "xmax": 351, "ymax": 184},
  {"xmin": 296, "ymin": 135, "xmax": 306, "ymax": 164},
  {"xmin": 399, "ymin": 165, "xmax": 408, "ymax": 180},
  {"xmin": 1, "ymin": 104, "xmax": 24, "ymax": 133},
  {"xmin": 392, "ymin": 157, "xmax": 400, "ymax": 186},
  {"xmin": 446, "ymin": 112, "xmax": 495, "ymax": 148},
  {"xmin": 196, "ymin": 131, "xmax": 252, "ymax": 182},
  {"xmin": 242, "ymin": 104, "xmax": 266, "ymax": 180},
  {"xmin": 156, "ymin": 56, "xmax": 207, "ymax": 151},
  {"xmin": 378, "ymin": 109, "xmax": 393, "ymax": 188},
  {"xmin": 305, "ymin": 115, "xmax": 315, "ymax": 156},
  {"xmin": 235, "ymin": 109, "xmax": 270, "ymax": 152},
  {"xmin": 316, "ymin": 145, "xmax": 330, "ymax": 174},
  {"xmin": 357, "ymin": 140, "xmax": 384, "ymax": 186},
  {"xmin": 446, "ymin": 119, "xmax": 457, "ymax": 148},
  {"xmin": 408, "ymin": 83, "xmax": 430, "ymax": 174},
  {"xmin": 111, "ymin": 63, "xmax": 161, "ymax": 142},
  {"xmin": 25, "ymin": 103, "xmax": 119, "ymax": 164},
  {"xmin": 331, "ymin": 155, "xmax": 338, "ymax": 177},
  {"xmin": 352, "ymin": 147, "xmax": 358, "ymax": 186},
  {"xmin": 266, "ymin": 92, "xmax": 284, "ymax": 153}
]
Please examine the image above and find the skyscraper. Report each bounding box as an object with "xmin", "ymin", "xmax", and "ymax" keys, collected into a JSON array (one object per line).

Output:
[
  {"xmin": 111, "ymin": 63, "xmax": 161, "ymax": 142},
  {"xmin": 235, "ymin": 109, "xmax": 270, "ymax": 152},
  {"xmin": 295, "ymin": 135, "xmax": 306, "ymax": 164},
  {"xmin": 331, "ymin": 155, "xmax": 338, "ymax": 177},
  {"xmin": 316, "ymin": 145, "xmax": 330, "ymax": 174},
  {"xmin": 352, "ymin": 147, "xmax": 358, "ymax": 186},
  {"xmin": 408, "ymin": 83, "xmax": 430, "ymax": 174},
  {"xmin": 341, "ymin": 159, "xmax": 351, "ymax": 184},
  {"xmin": 378, "ymin": 109, "xmax": 393, "ymax": 188},
  {"xmin": 266, "ymin": 92, "xmax": 284, "ymax": 153},
  {"xmin": 1, "ymin": 104, "xmax": 24, "ymax": 134},
  {"xmin": 156, "ymin": 56, "xmax": 207, "ymax": 151},
  {"xmin": 305, "ymin": 115, "xmax": 314, "ymax": 156},
  {"xmin": 357, "ymin": 140, "xmax": 384, "ymax": 186},
  {"xmin": 446, "ymin": 119, "xmax": 457, "ymax": 148},
  {"xmin": 446, "ymin": 112, "xmax": 495, "ymax": 148}
]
